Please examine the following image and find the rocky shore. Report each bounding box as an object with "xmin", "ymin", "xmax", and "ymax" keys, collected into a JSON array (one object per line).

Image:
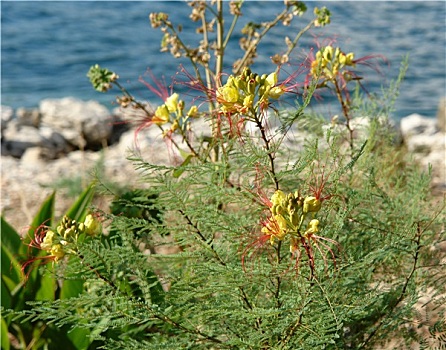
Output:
[{"xmin": 1, "ymin": 97, "xmax": 445, "ymax": 229}]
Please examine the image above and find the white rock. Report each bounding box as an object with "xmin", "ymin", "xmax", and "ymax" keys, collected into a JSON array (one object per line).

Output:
[
  {"xmin": 406, "ymin": 133, "xmax": 446, "ymax": 154},
  {"xmin": 16, "ymin": 107, "xmax": 41, "ymax": 128},
  {"xmin": 20, "ymin": 147, "xmax": 46, "ymax": 166},
  {"xmin": 1, "ymin": 105, "xmax": 14, "ymax": 132},
  {"xmin": 400, "ymin": 113, "xmax": 445, "ymax": 191},
  {"xmin": 400, "ymin": 113, "xmax": 438, "ymax": 138},
  {"xmin": 40, "ymin": 97, "xmax": 113, "ymax": 148}
]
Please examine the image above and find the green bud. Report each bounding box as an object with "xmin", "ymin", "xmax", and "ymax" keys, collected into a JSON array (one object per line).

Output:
[
  {"xmin": 247, "ymin": 81, "xmax": 256, "ymax": 94},
  {"xmin": 64, "ymin": 227, "xmax": 75, "ymax": 239}
]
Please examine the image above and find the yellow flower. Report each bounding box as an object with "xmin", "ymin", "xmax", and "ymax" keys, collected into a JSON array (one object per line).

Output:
[
  {"xmin": 217, "ymin": 83, "xmax": 239, "ymax": 104},
  {"xmin": 165, "ymin": 93, "xmax": 179, "ymax": 113},
  {"xmin": 187, "ymin": 105, "xmax": 199, "ymax": 118},
  {"xmin": 153, "ymin": 105, "xmax": 170, "ymax": 125},
  {"xmin": 345, "ymin": 52, "xmax": 355, "ymax": 66},
  {"xmin": 84, "ymin": 214, "xmax": 100, "ymax": 236},
  {"xmin": 271, "ymin": 190, "xmax": 287, "ymax": 216},
  {"xmin": 303, "ymin": 196, "xmax": 321, "ymax": 214},
  {"xmin": 265, "ymin": 72, "xmax": 278, "ymax": 87},
  {"xmin": 262, "ymin": 214, "xmax": 289, "ymax": 244},
  {"xmin": 322, "ymin": 46, "xmax": 334, "ymax": 62},
  {"xmin": 51, "ymin": 244, "xmax": 65, "ymax": 261},
  {"xmin": 271, "ymin": 190, "xmax": 286, "ymax": 206},
  {"xmin": 268, "ymin": 86, "xmax": 284, "ymax": 99},
  {"xmin": 243, "ymin": 95, "xmax": 254, "ymax": 109},
  {"xmin": 40, "ymin": 230, "xmax": 55, "ymax": 251},
  {"xmin": 274, "ymin": 215, "xmax": 288, "ymax": 239},
  {"xmin": 305, "ymin": 219, "xmax": 319, "ymax": 236}
]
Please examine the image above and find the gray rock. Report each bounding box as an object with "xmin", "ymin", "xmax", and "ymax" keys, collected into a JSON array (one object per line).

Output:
[
  {"xmin": 16, "ymin": 107, "xmax": 41, "ymax": 128},
  {"xmin": 38, "ymin": 126, "xmax": 74, "ymax": 158},
  {"xmin": 1, "ymin": 120, "xmax": 45, "ymax": 157},
  {"xmin": 40, "ymin": 97, "xmax": 113, "ymax": 149},
  {"xmin": 1, "ymin": 120, "xmax": 73, "ymax": 159}
]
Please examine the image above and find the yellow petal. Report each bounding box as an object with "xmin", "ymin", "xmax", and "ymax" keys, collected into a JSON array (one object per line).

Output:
[{"xmin": 165, "ymin": 93, "xmax": 179, "ymax": 113}]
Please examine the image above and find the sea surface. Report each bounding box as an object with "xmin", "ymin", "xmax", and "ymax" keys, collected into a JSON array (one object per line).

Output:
[{"xmin": 1, "ymin": 1, "xmax": 445, "ymax": 120}]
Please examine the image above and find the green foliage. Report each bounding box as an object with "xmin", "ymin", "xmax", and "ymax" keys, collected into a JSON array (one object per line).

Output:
[
  {"xmin": 5, "ymin": 1, "xmax": 445, "ymax": 349},
  {"xmin": 1, "ymin": 185, "xmax": 95, "ymax": 350},
  {"xmin": 87, "ymin": 64, "xmax": 119, "ymax": 92}
]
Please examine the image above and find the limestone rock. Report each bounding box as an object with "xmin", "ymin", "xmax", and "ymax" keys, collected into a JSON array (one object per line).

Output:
[
  {"xmin": 40, "ymin": 97, "xmax": 113, "ymax": 149},
  {"xmin": 16, "ymin": 107, "xmax": 41, "ymax": 128},
  {"xmin": 1, "ymin": 119, "xmax": 73, "ymax": 159},
  {"xmin": 400, "ymin": 113, "xmax": 438, "ymax": 138},
  {"xmin": 1, "ymin": 105, "xmax": 14, "ymax": 132},
  {"xmin": 400, "ymin": 113, "xmax": 446, "ymax": 192}
]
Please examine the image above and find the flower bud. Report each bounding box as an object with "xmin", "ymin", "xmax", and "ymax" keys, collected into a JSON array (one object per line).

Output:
[
  {"xmin": 304, "ymin": 219, "xmax": 319, "ymax": 237},
  {"xmin": 187, "ymin": 105, "xmax": 199, "ymax": 118},
  {"xmin": 271, "ymin": 190, "xmax": 286, "ymax": 207},
  {"xmin": 345, "ymin": 52, "xmax": 355, "ymax": 65},
  {"xmin": 51, "ymin": 244, "xmax": 65, "ymax": 261},
  {"xmin": 268, "ymin": 86, "xmax": 284, "ymax": 99},
  {"xmin": 64, "ymin": 227, "xmax": 75, "ymax": 239},
  {"xmin": 84, "ymin": 214, "xmax": 100, "ymax": 236},
  {"xmin": 41, "ymin": 231, "xmax": 55, "ymax": 251},
  {"xmin": 303, "ymin": 196, "xmax": 321, "ymax": 214}
]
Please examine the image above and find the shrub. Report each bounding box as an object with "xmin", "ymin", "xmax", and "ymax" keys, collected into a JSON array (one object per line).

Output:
[{"xmin": 3, "ymin": 1, "xmax": 445, "ymax": 349}]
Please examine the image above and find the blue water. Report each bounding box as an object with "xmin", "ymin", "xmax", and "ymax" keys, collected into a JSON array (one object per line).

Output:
[{"xmin": 1, "ymin": 1, "xmax": 445, "ymax": 120}]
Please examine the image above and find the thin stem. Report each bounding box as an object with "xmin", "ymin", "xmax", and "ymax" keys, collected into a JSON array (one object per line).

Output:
[
  {"xmin": 114, "ymin": 81, "xmax": 153, "ymax": 118},
  {"xmin": 222, "ymin": 2, "xmax": 242, "ymax": 49},
  {"xmin": 253, "ymin": 113, "xmax": 279, "ymax": 190},
  {"xmin": 233, "ymin": 8, "xmax": 289, "ymax": 75},
  {"xmin": 333, "ymin": 79, "xmax": 354, "ymax": 152},
  {"xmin": 215, "ymin": 0, "xmax": 224, "ymax": 79},
  {"xmin": 200, "ymin": 11, "xmax": 214, "ymax": 100},
  {"xmin": 275, "ymin": 19, "xmax": 316, "ymax": 73},
  {"xmin": 359, "ymin": 222, "xmax": 424, "ymax": 348},
  {"xmin": 78, "ymin": 250, "xmax": 225, "ymax": 346},
  {"xmin": 163, "ymin": 22, "xmax": 206, "ymax": 90},
  {"xmin": 178, "ymin": 209, "xmax": 255, "ymax": 312},
  {"xmin": 274, "ymin": 240, "xmax": 283, "ymax": 308}
]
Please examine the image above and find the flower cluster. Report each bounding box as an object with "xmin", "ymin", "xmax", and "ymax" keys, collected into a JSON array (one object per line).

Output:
[
  {"xmin": 262, "ymin": 190, "xmax": 322, "ymax": 251},
  {"xmin": 216, "ymin": 67, "xmax": 285, "ymax": 116},
  {"xmin": 29, "ymin": 214, "xmax": 101, "ymax": 263},
  {"xmin": 313, "ymin": 6, "xmax": 331, "ymax": 27},
  {"xmin": 153, "ymin": 92, "xmax": 200, "ymax": 135},
  {"xmin": 310, "ymin": 45, "xmax": 355, "ymax": 82},
  {"xmin": 87, "ymin": 64, "xmax": 119, "ymax": 92}
]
